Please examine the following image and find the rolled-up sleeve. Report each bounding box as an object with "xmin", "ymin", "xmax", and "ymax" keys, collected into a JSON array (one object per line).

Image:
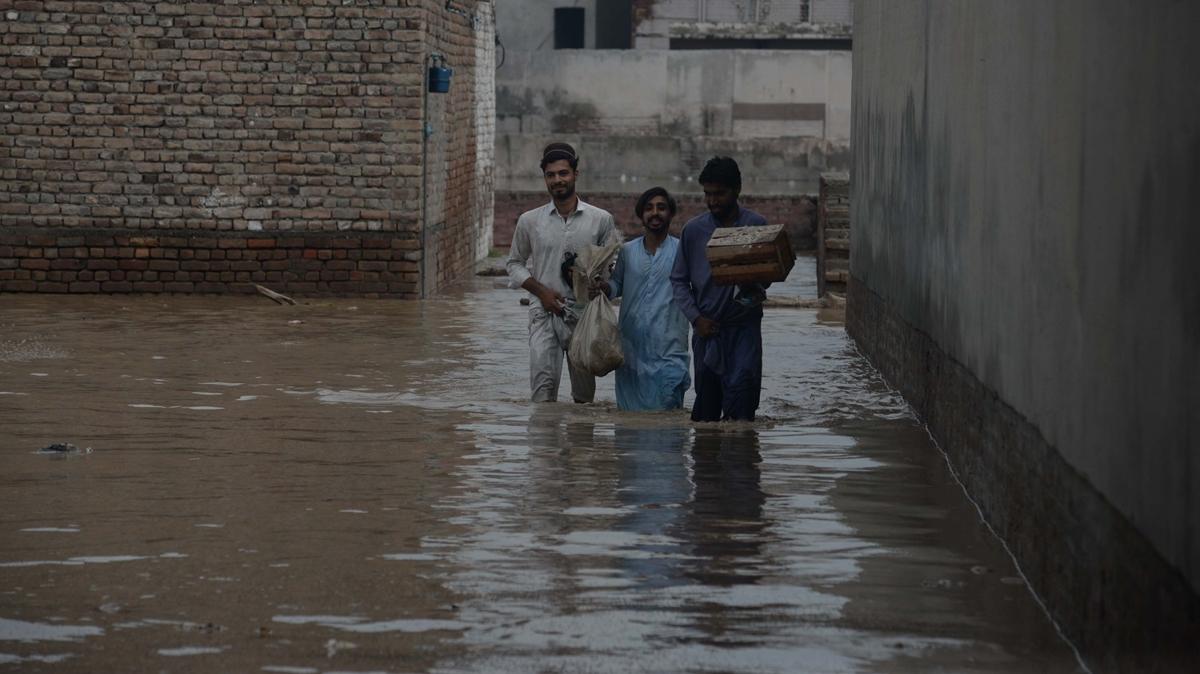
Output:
[{"xmin": 506, "ymin": 215, "xmax": 533, "ymax": 288}]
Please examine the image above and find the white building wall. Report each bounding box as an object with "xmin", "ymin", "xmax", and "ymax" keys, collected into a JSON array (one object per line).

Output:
[{"xmin": 474, "ymin": 1, "xmax": 497, "ymax": 260}]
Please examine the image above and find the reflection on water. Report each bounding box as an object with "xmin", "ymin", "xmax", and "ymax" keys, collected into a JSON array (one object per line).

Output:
[{"xmin": 0, "ymin": 282, "xmax": 1080, "ymax": 672}]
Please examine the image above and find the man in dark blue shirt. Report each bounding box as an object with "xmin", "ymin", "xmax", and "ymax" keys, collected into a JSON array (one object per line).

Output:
[{"xmin": 670, "ymin": 156, "xmax": 769, "ymax": 422}]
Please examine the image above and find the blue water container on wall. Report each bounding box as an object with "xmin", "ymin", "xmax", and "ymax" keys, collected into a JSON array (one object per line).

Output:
[{"xmin": 428, "ymin": 65, "xmax": 452, "ymax": 93}]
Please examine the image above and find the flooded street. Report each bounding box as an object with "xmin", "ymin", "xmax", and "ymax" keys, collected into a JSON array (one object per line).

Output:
[{"xmin": 1, "ymin": 266, "xmax": 1081, "ymax": 673}]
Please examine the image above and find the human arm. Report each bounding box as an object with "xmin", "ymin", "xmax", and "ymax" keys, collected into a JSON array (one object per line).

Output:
[
  {"xmin": 597, "ymin": 213, "xmax": 619, "ymax": 247},
  {"xmin": 586, "ymin": 212, "xmax": 621, "ymax": 299},
  {"xmin": 670, "ymin": 229, "xmax": 717, "ymax": 335},
  {"xmin": 523, "ymin": 276, "xmax": 566, "ymax": 314},
  {"xmin": 508, "ymin": 215, "xmax": 566, "ymax": 314},
  {"xmin": 505, "ymin": 216, "xmax": 534, "ymax": 289},
  {"xmin": 601, "ymin": 247, "xmax": 625, "ymax": 299}
]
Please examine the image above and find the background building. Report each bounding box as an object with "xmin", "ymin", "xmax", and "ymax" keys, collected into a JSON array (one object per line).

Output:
[
  {"xmin": 0, "ymin": 0, "xmax": 496, "ymax": 298},
  {"xmin": 493, "ymin": 0, "xmax": 851, "ymax": 246}
]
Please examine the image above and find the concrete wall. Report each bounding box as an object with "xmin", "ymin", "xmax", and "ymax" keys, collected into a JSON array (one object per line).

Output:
[
  {"xmin": 497, "ymin": 47, "xmax": 851, "ymax": 141},
  {"xmin": 495, "ymin": 48, "xmax": 851, "ymax": 193},
  {"xmin": 849, "ymin": 0, "xmax": 1199, "ymax": 668},
  {"xmin": 0, "ymin": 0, "xmax": 494, "ymax": 297},
  {"xmin": 493, "ymin": 0, "xmax": 852, "ymax": 195},
  {"xmin": 472, "ymin": 2, "xmax": 497, "ymax": 262},
  {"xmin": 495, "ymin": 0, "xmax": 598, "ymax": 51},
  {"xmin": 634, "ymin": 0, "xmax": 853, "ymax": 49}
]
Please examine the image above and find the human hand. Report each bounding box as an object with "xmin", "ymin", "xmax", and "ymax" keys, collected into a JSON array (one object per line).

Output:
[
  {"xmin": 588, "ymin": 280, "xmax": 610, "ymax": 300},
  {"xmin": 694, "ymin": 316, "xmax": 719, "ymax": 337},
  {"xmin": 538, "ymin": 288, "xmax": 567, "ymax": 315}
]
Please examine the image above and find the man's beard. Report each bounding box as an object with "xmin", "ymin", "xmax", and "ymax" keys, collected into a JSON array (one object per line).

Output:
[
  {"xmin": 550, "ymin": 183, "xmax": 575, "ymax": 200},
  {"xmin": 709, "ymin": 204, "xmax": 734, "ymax": 219},
  {"xmin": 644, "ymin": 217, "xmax": 668, "ymax": 232}
]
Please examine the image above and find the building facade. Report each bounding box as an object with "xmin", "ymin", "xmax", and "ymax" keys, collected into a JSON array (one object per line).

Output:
[
  {"xmin": 0, "ymin": 0, "xmax": 495, "ymax": 297},
  {"xmin": 492, "ymin": 0, "xmax": 850, "ymax": 247}
]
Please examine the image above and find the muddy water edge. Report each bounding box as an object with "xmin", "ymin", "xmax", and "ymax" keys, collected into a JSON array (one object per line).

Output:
[{"xmin": 0, "ymin": 280, "xmax": 1080, "ymax": 673}]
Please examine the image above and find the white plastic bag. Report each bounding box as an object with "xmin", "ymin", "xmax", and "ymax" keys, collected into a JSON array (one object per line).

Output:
[
  {"xmin": 568, "ymin": 293, "xmax": 623, "ymax": 376},
  {"xmin": 567, "ymin": 241, "xmax": 623, "ymax": 376}
]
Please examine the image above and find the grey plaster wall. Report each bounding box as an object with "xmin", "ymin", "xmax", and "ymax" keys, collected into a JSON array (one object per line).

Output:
[
  {"xmin": 497, "ymin": 48, "xmax": 850, "ymax": 139},
  {"xmin": 852, "ymin": 0, "xmax": 1200, "ymax": 593},
  {"xmin": 495, "ymin": 48, "xmax": 851, "ymax": 193},
  {"xmin": 495, "ymin": 0, "xmax": 598, "ymax": 51}
]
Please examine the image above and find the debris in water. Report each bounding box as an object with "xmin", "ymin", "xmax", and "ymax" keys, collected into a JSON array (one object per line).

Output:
[
  {"xmin": 255, "ymin": 284, "xmax": 296, "ymax": 306},
  {"xmin": 325, "ymin": 638, "xmax": 357, "ymax": 658},
  {"xmin": 37, "ymin": 443, "xmax": 91, "ymax": 455}
]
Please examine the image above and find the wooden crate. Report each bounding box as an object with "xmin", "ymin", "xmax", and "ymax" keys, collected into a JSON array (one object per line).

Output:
[{"xmin": 706, "ymin": 223, "xmax": 795, "ymax": 286}]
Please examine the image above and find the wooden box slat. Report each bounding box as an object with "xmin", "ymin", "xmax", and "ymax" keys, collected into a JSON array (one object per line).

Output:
[{"xmin": 706, "ymin": 224, "xmax": 795, "ymax": 286}]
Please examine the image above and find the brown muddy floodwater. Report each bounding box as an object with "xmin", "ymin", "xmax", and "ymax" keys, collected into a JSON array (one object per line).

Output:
[{"xmin": 0, "ymin": 277, "xmax": 1082, "ymax": 673}]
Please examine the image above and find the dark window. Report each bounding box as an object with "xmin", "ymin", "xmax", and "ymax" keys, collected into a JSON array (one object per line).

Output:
[
  {"xmin": 595, "ymin": 0, "xmax": 632, "ymax": 49},
  {"xmin": 554, "ymin": 7, "xmax": 585, "ymax": 49}
]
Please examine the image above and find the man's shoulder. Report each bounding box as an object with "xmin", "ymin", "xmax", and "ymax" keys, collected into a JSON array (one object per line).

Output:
[
  {"xmin": 578, "ymin": 199, "xmax": 614, "ymax": 221},
  {"xmin": 679, "ymin": 212, "xmax": 710, "ymax": 233},
  {"xmin": 517, "ymin": 203, "xmax": 552, "ymax": 224},
  {"xmin": 740, "ymin": 207, "xmax": 768, "ymax": 225}
]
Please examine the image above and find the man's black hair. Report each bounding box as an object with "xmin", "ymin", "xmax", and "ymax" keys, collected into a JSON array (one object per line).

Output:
[
  {"xmin": 634, "ymin": 186, "xmax": 677, "ymax": 219},
  {"xmin": 540, "ymin": 142, "xmax": 579, "ymax": 171},
  {"xmin": 698, "ymin": 156, "xmax": 741, "ymax": 191}
]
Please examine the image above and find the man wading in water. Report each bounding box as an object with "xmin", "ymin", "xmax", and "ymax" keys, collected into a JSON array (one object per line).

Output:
[
  {"xmin": 506, "ymin": 142, "xmax": 617, "ymax": 403},
  {"xmin": 596, "ymin": 187, "xmax": 691, "ymax": 411},
  {"xmin": 670, "ymin": 156, "xmax": 769, "ymax": 422}
]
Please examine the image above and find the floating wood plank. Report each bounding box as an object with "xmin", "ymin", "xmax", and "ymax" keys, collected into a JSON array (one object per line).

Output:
[
  {"xmin": 254, "ymin": 284, "xmax": 296, "ymax": 305},
  {"xmin": 706, "ymin": 224, "xmax": 795, "ymax": 286}
]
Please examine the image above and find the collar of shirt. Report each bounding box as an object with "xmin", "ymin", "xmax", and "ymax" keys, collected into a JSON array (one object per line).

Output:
[{"xmin": 545, "ymin": 198, "xmax": 588, "ymax": 221}]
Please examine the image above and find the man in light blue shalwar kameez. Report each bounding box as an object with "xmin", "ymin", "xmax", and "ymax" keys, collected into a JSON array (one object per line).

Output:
[{"xmin": 600, "ymin": 187, "xmax": 691, "ymax": 411}]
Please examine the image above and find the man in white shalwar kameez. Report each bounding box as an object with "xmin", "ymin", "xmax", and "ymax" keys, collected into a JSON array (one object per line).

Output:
[{"xmin": 506, "ymin": 142, "xmax": 617, "ymax": 403}]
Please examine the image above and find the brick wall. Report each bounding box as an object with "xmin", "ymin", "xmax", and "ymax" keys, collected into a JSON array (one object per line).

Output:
[
  {"xmin": 0, "ymin": 228, "xmax": 418, "ymax": 295},
  {"xmin": 493, "ymin": 189, "xmax": 817, "ymax": 250},
  {"xmin": 816, "ymin": 171, "xmax": 848, "ymax": 296},
  {"xmin": 420, "ymin": 0, "xmax": 493, "ymax": 295},
  {"xmin": 0, "ymin": 0, "xmax": 494, "ymax": 297}
]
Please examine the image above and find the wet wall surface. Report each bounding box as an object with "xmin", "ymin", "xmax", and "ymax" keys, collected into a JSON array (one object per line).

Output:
[{"xmin": 0, "ymin": 277, "xmax": 1081, "ymax": 673}]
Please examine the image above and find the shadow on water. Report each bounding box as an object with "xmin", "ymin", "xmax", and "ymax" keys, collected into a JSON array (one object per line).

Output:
[{"xmin": 0, "ymin": 281, "xmax": 1081, "ymax": 673}]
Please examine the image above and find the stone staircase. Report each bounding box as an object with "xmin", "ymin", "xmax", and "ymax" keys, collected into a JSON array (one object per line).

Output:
[{"xmin": 817, "ymin": 172, "xmax": 850, "ymax": 297}]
